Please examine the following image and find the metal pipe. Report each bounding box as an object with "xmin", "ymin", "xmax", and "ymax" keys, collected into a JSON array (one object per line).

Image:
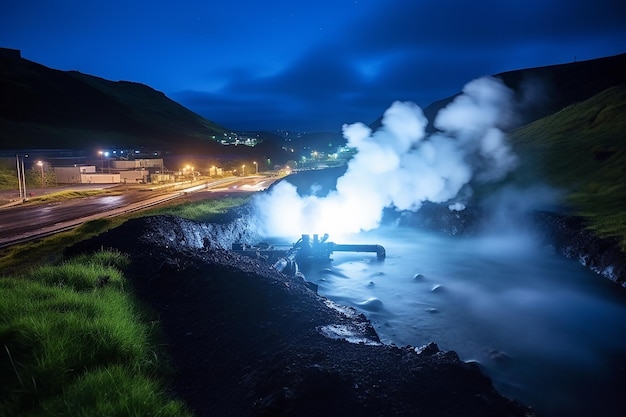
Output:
[{"xmin": 330, "ymin": 243, "xmax": 386, "ymax": 259}]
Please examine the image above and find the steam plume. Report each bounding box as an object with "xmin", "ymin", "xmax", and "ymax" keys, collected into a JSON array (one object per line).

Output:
[{"xmin": 252, "ymin": 76, "xmax": 518, "ymax": 238}]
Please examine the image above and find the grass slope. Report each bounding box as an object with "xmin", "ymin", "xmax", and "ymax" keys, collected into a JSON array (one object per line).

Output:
[
  {"xmin": 510, "ymin": 85, "xmax": 626, "ymax": 248},
  {"xmin": 0, "ymin": 250, "xmax": 190, "ymax": 417}
]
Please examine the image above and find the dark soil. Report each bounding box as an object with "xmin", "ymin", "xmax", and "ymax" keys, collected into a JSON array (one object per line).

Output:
[{"xmin": 66, "ymin": 215, "xmax": 538, "ymax": 417}]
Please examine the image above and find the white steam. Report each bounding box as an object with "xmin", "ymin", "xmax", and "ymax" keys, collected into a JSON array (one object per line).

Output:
[{"xmin": 252, "ymin": 76, "xmax": 518, "ymax": 239}]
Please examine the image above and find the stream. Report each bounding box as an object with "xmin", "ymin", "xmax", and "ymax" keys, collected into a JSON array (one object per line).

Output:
[{"xmin": 300, "ymin": 226, "xmax": 626, "ymax": 417}]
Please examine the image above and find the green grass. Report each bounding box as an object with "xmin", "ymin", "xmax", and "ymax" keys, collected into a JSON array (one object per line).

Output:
[
  {"xmin": 141, "ymin": 195, "xmax": 252, "ymax": 222},
  {"xmin": 0, "ymin": 250, "xmax": 190, "ymax": 417},
  {"xmin": 28, "ymin": 189, "xmax": 119, "ymax": 203},
  {"xmin": 37, "ymin": 365, "xmax": 189, "ymax": 417},
  {"xmin": 0, "ymin": 218, "xmax": 121, "ymax": 275},
  {"xmin": 510, "ymin": 85, "xmax": 626, "ymax": 249}
]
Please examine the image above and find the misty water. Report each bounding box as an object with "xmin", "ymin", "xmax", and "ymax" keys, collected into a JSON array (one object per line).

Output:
[
  {"xmin": 290, "ymin": 226, "xmax": 626, "ymax": 417},
  {"xmin": 251, "ymin": 81, "xmax": 626, "ymax": 415}
]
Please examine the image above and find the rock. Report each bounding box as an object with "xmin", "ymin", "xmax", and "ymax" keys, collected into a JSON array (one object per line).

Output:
[
  {"xmin": 356, "ymin": 298, "xmax": 384, "ymax": 312},
  {"xmin": 431, "ymin": 284, "xmax": 444, "ymax": 292},
  {"xmin": 415, "ymin": 342, "xmax": 440, "ymax": 355},
  {"xmin": 533, "ymin": 211, "xmax": 626, "ymax": 285},
  {"xmin": 393, "ymin": 202, "xmax": 626, "ymax": 286}
]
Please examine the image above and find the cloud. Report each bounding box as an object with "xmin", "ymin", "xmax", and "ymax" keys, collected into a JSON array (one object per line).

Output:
[
  {"xmin": 174, "ymin": 0, "xmax": 626, "ymax": 131},
  {"xmin": 175, "ymin": 46, "xmax": 393, "ymax": 131}
]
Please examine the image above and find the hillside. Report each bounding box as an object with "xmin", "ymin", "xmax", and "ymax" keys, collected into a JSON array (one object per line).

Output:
[
  {"xmin": 416, "ymin": 53, "xmax": 626, "ymax": 250},
  {"xmin": 0, "ymin": 49, "xmax": 228, "ymax": 153},
  {"xmin": 422, "ymin": 52, "xmax": 626, "ymax": 129},
  {"xmin": 510, "ymin": 85, "xmax": 626, "ymax": 248},
  {"xmin": 366, "ymin": 52, "xmax": 626, "ymax": 252}
]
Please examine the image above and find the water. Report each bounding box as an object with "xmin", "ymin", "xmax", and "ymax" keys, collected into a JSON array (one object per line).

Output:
[{"xmin": 300, "ymin": 226, "xmax": 626, "ymax": 417}]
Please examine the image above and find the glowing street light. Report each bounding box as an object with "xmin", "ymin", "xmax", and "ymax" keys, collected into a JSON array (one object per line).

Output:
[
  {"xmin": 37, "ymin": 160, "xmax": 44, "ymax": 188},
  {"xmin": 183, "ymin": 165, "xmax": 194, "ymax": 182},
  {"xmin": 98, "ymin": 151, "xmax": 104, "ymax": 172}
]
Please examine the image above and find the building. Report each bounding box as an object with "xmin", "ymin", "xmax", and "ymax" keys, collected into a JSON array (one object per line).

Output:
[
  {"xmin": 111, "ymin": 158, "xmax": 163, "ymax": 183},
  {"xmin": 54, "ymin": 165, "xmax": 120, "ymax": 184}
]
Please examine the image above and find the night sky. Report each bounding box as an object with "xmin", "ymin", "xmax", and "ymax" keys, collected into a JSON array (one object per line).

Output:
[{"xmin": 2, "ymin": 0, "xmax": 625, "ymax": 132}]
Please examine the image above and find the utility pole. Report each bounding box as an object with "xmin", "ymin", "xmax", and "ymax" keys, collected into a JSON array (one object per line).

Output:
[
  {"xmin": 21, "ymin": 156, "xmax": 27, "ymax": 200},
  {"xmin": 15, "ymin": 154, "xmax": 27, "ymax": 202},
  {"xmin": 16, "ymin": 154, "xmax": 22, "ymax": 201}
]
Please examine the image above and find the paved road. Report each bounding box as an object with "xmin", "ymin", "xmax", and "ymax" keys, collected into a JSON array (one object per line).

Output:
[{"xmin": 0, "ymin": 176, "xmax": 278, "ymax": 247}]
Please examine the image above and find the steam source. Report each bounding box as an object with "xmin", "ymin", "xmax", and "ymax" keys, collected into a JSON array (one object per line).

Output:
[
  {"xmin": 248, "ymin": 76, "xmax": 626, "ymax": 417},
  {"xmin": 252, "ymin": 76, "xmax": 518, "ymax": 238}
]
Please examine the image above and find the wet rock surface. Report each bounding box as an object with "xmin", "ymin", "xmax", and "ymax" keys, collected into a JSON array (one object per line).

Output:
[
  {"xmin": 394, "ymin": 203, "xmax": 626, "ymax": 286},
  {"xmin": 532, "ymin": 211, "xmax": 626, "ymax": 285},
  {"xmin": 66, "ymin": 215, "xmax": 537, "ymax": 417}
]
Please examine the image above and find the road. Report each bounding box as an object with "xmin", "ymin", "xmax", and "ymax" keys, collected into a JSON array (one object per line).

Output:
[{"xmin": 0, "ymin": 175, "xmax": 278, "ymax": 248}]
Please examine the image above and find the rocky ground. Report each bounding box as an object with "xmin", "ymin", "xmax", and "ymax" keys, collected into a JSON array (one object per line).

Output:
[
  {"xmin": 395, "ymin": 203, "xmax": 626, "ymax": 286},
  {"xmin": 66, "ymin": 215, "xmax": 538, "ymax": 417}
]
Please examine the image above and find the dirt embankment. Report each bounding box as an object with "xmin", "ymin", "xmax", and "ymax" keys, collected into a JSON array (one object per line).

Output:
[{"xmin": 66, "ymin": 215, "xmax": 537, "ymax": 417}]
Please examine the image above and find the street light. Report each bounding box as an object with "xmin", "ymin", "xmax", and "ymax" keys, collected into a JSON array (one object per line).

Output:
[
  {"xmin": 253, "ymin": 161, "xmax": 258, "ymax": 174},
  {"xmin": 98, "ymin": 151, "xmax": 104, "ymax": 172},
  {"xmin": 183, "ymin": 165, "xmax": 194, "ymax": 182},
  {"xmin": 37, "ymin": 160, "xmax": 44, "ymax": 188},
  {"xmin": 242, "ymin": 164, "xmax": 246, "ymax": 176}
]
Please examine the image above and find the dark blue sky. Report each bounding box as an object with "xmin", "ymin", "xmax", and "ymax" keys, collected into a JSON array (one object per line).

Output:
[{"xmin": 2, "ymin": 0, "xmax": 625, "ymax": 132}]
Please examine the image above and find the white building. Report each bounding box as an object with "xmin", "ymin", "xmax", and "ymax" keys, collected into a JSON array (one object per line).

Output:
[
  {"xmin": 54, "ymin": 166, "xmax": 121, "ymax": 184},
  {"xmin": 54, "ymin": 158, "xmax": 162, "ymax": 184}
]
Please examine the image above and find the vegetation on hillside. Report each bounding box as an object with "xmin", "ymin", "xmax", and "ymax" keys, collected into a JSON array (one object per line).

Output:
[
  {"xmin": 510, "ymin": 85, "xmax": 626, "ymax": 249},
  {"xmin": 0, "ymin": 249, "xmax": 191, "ymax": 417},
  {"xmin": 69, "ymin": 71, "xmax": 226, "ymax": 142},
  {"xmin": 0, "ymin": 53, "xmax": 227, "ymax": 151}
]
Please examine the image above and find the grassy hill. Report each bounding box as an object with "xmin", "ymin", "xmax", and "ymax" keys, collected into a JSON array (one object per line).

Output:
[
  {"xmin": 510, "ymin": 85, "xmax": 626, "ymax": 248},
  {"xmin": 0, "ymin": 50, "xmax": 228, "ymax": 153},
  {"xmin": 422, "ymin": 53, "xmax": 626, "ymax": 130}
]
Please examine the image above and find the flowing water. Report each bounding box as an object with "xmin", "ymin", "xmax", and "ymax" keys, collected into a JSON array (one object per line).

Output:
[{"xmin": 295, "ymin": 226, "xmax": 626, "ymax": 417}]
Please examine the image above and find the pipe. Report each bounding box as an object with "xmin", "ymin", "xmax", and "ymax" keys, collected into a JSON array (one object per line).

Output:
[{"xmin": 330, "ymin": 243, "xmax": 386, "ymax": 259}]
